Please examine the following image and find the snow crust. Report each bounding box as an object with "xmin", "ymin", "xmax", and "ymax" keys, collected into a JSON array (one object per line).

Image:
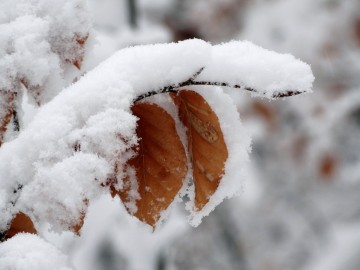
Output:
[
  {"xmin": 0, "ymin": 233, "xmax": 72, "ymax": 270},
  {"xmin": 0, "ymin": 38, "xmax": 314, "ymax": 231}
]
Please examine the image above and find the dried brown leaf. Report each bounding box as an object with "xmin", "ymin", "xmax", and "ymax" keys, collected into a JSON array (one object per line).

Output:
[
  {"xmin": 119, "ymin": 102, "xmax": 188, "ymax": 227},
  {"xmin": 172, "ymin": 90, "xmax": 228, "ymax": 211},
  {"xmin": 72, "ymin": 34, "xmax": 89, "ymax": 70},
  {"xmin": 72, "ymin": 210, "xmax": 86, "ymax": 236},
  {"xmin": 354, "ymin": 18, "xmax": 360, "ymax": 44},
  {"xmin": 0, "ymin": 91, "xmax": 16, "ymax": 146},
  {"xmin": 4, "ymin": 212, "xmax": 37, "ymax": 240},
  {"xmin": 319, "ymin": 153, "xmax": 337, "ymax": 180},
  {"xmin": 251, "ymin": 100, "xmax": 278, "ymax": 131},
  {"xmin": 21, "ymin": 79, "xmax": 42, "ymax": 106}
]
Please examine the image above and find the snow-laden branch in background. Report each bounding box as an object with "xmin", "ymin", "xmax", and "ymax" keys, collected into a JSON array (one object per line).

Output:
[{"xmin": 0, "ymin": 39, "xmax": 314, "ymax": 234}]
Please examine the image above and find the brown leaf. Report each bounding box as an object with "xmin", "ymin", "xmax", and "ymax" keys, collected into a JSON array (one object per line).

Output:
[
  {"xmin": 118, "ymin": 102, "xmax": 188, "ymax": 227},
  {"xmin": 291, "ymin": 134, "xmax": 308, "ymax": 163},
  {"xmin": 4, "ymin": 212, "xmax": 37, "ymax": 240},
  {"xmin": 72, "ymin": 34, "xmax": 89, "ymax": 70},
  {"xmin": 0, "ymin": 91, "xmax": 16, "ymax": 146},
  {"xmin": 21, "ymin": 79, "xmax": 42, "ymax": 106},
  {"xmin": 354, "ymin": 18, "xmax": 360, "ymax": 44},
  {"xmin": 68, "ymin": 198, "xmax": 88, "ymax": 235},
  {"xmin": 251, "ymin": 100, "xmax": 278, "ymax": 132},
  {"xmin": 172, "ymin": 90, "xmax": 228, "ymax": 211},
  {"xmin": 71, "ymin": 210, "xmax": 86, "ymax": 236},
  {"xmin": 319, "ymin": 153, "xmax": 337, "ymax": 180}
]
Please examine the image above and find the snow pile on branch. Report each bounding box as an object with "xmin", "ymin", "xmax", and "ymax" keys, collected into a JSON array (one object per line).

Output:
[
  {"xmin": 197, "ymin": 40, "xmax": 314, "ymax": 98},
  {"xmin": 0, "ymin": 39, "xmax": 314, "ymax": 232},
  {"xmin": 0, "ymin": 0, "xmax": 90, "ymax": 102},
  {"xmin": 0, "ymin": 233, "xmax": 72, "ymax": 270}
]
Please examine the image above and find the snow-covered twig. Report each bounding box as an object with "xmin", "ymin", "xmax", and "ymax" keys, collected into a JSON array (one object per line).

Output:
[{"xmin": 135, "ymin": 66, "xmax": 305, "ymax": 102}]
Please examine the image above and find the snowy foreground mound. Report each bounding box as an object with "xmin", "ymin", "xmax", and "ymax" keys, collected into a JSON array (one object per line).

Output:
[
  {"xmin": 0, "ymin": 233, "xmax": 71, "ymax": 270},
  {"xmin": 0, "ymin": 39, "xmax": 314, "ymax": 232}
]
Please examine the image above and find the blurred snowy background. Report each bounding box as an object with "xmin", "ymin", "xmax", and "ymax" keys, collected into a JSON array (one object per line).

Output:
[{"xmin": 4, "ymin": 0, "xmax": 360, "ymax": 269}]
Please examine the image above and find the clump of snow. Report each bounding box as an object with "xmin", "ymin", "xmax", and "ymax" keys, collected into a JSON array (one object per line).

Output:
[
  {"xmin": 0, "ymin": 38, "xmax": 314, "ymax": 231},
  {"xmin": 196, "ymin": 40, "xmax": 314, "ymax": 98},
  {"xmin": 19, "ymin": 154, "xmax": 113, "ymax": 231},
  {"xmin": 0, "ymin": 16, "xmax": 54, "ymax": 91},
  {"xmin": 102, "ymin": 39, "xmax": 211, "ymax": 93},
  {"xmin": 0, "ymin": 0, "xmax": 91, "ymax": 102},
  {"xmin": 0, "ymin": 233, "xmax": 72, "ymax": 270}
]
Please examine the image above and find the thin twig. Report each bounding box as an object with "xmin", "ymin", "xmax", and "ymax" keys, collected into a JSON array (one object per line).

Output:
[
  {"xmin": 10, "ymin": 184, "xmax": 23, "ymax": 207},
  {"xmin": 134, "ymin": 67, "xmax": 304, "ymax": 102},
  {"xmin": 134, "ymin": 67, "xmax": 204, "ymax": 102},
  {"xmin": 13, "ymin": 109, "xmax": 20, "ymax": 132}
]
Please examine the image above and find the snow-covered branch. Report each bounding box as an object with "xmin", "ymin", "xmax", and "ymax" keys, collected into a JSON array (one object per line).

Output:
[{"xmin": 0, "ymin": 39, "xmax": 314, "ymax": 235}]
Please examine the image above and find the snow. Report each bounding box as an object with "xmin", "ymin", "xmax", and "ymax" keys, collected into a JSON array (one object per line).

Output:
[
  {"xmin": 0, "ymin": 233, "xmax": 72, "ymax": 270},
  {"xmin": 71, "ymin": 195, "xmax": 189, "ymax": 270},
  {"xmin": 0, "ymin": 38, "xmax": 313, "ymax": 232},
  {"xmin": 0, "ymin": 15, "xmax": 55, "ymax": 92},
  {"xmin": 196, "ymin": 40, "xmax": 314, "ymax": 98},
  {"xmin": 0, "ymin": 0, "xmax": 90, "ymax": 102}
]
